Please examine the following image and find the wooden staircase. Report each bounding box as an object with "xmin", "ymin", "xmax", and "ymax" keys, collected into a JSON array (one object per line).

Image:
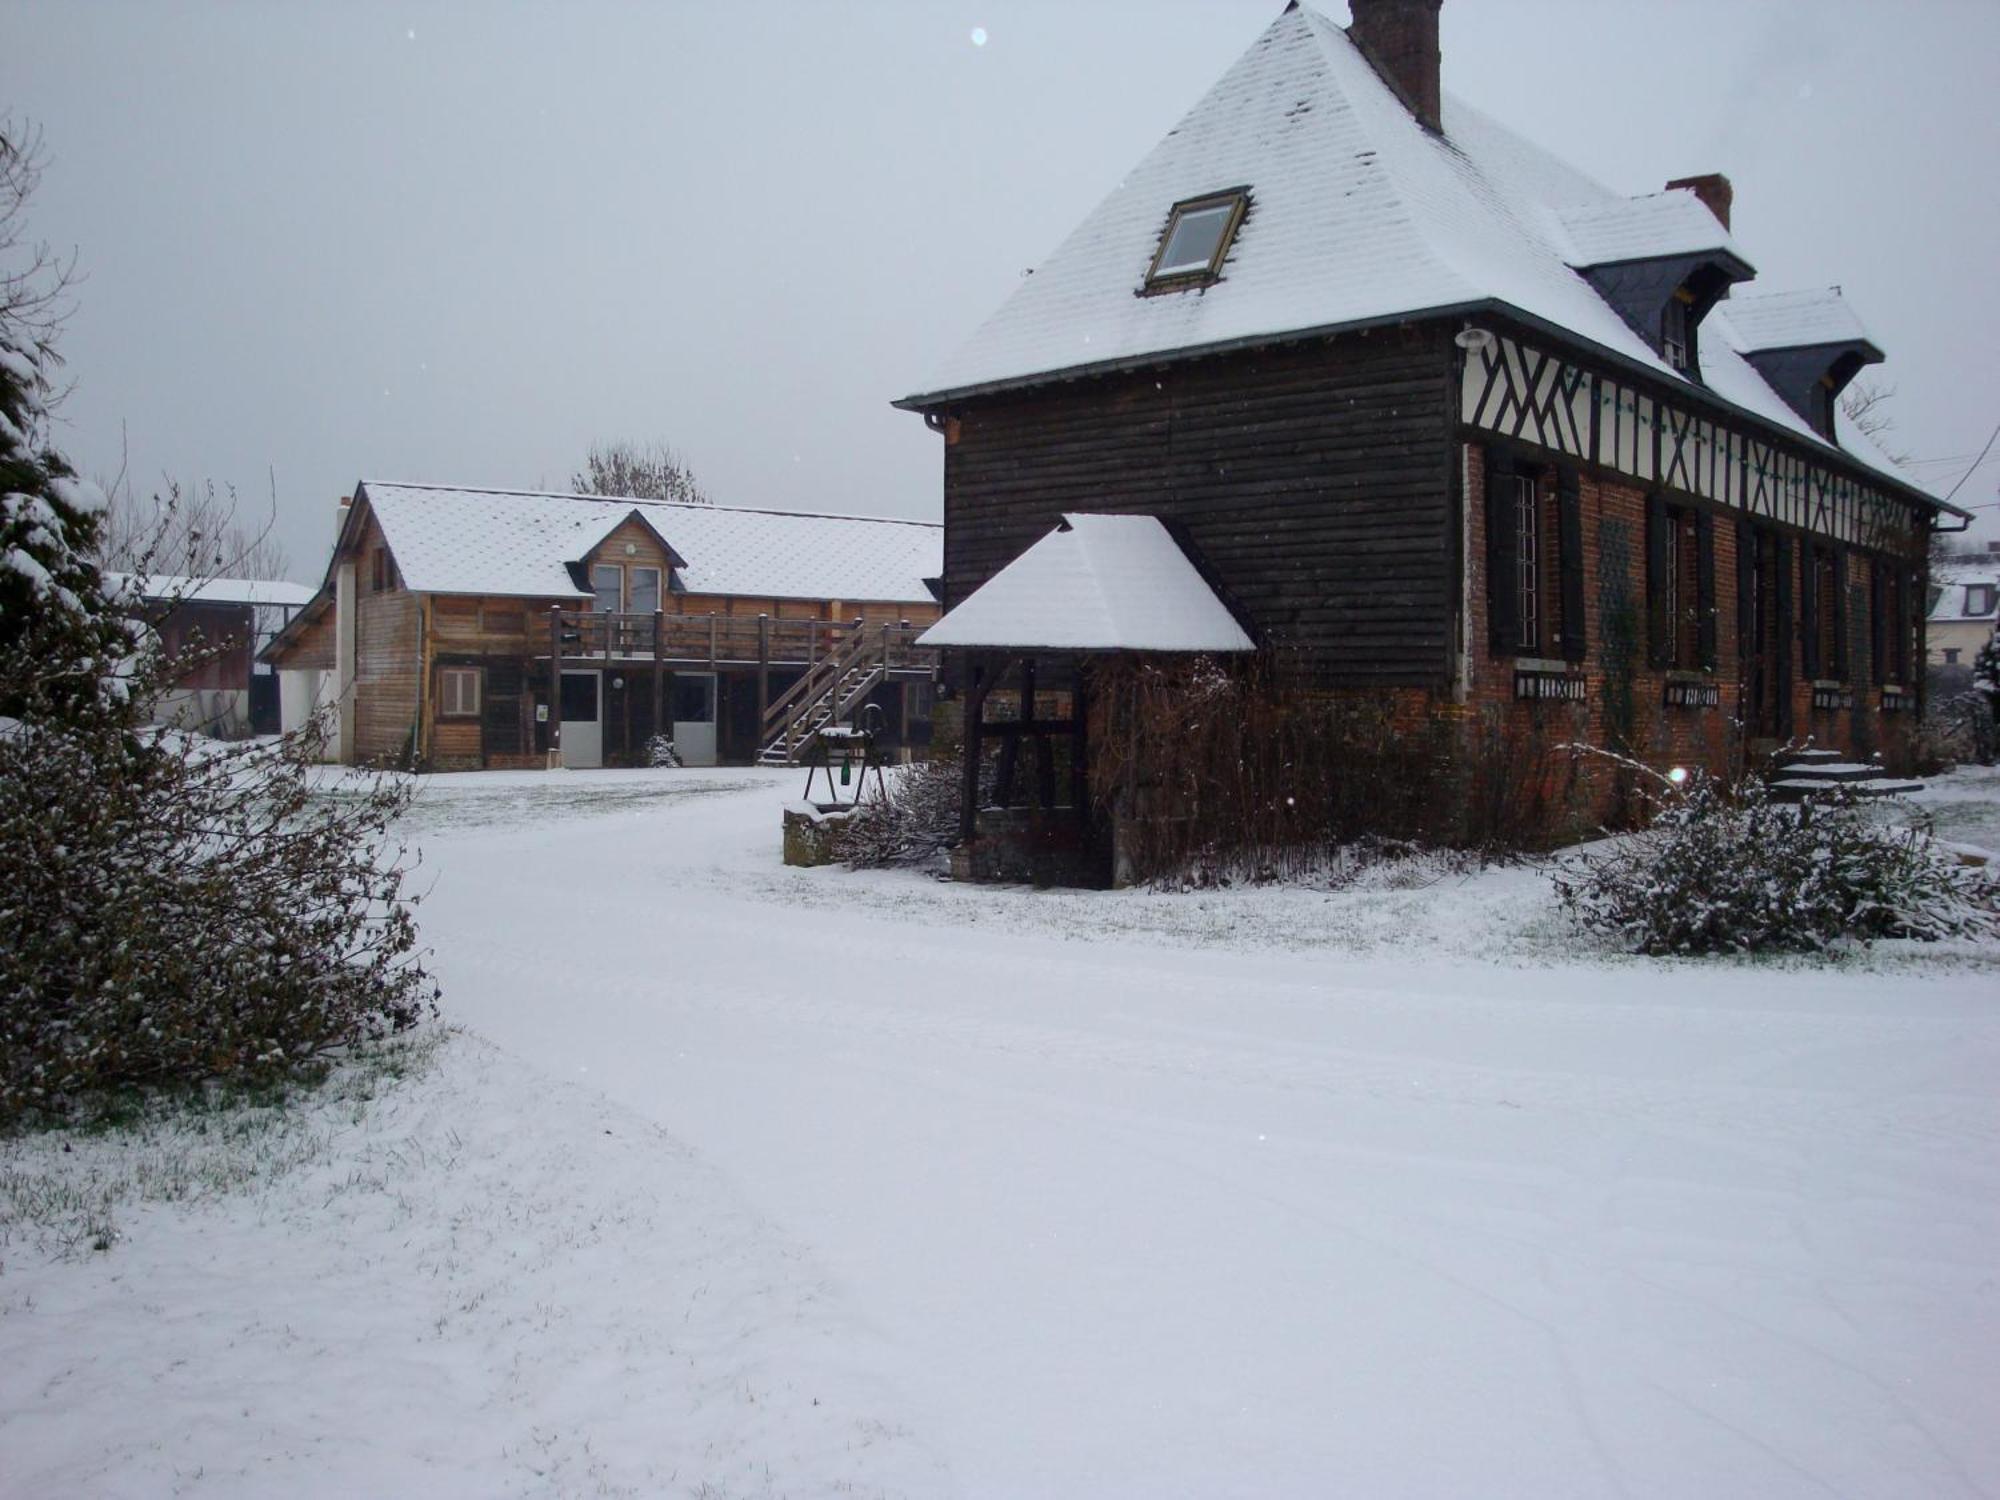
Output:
[{"xmin": 755, "ymin": 622, "xmax": 929, "ymax": 766}]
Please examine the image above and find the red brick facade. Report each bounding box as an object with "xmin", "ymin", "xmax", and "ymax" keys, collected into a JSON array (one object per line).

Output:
[{"xmin": 1457, "ymin": 441, "xmax": 1919, "ymax": 823}]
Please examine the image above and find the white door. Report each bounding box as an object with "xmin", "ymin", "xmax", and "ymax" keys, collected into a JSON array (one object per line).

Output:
[
  {"xmin": 671, "ymin": 672, "xmax": 718, "ymax": 766},
  {"xmin": 560, "ymin": 670, "xmax": 603, "ymax": 769}
]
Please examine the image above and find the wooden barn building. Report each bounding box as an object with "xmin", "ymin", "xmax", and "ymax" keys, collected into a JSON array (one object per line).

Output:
[
  {"xmin": 902, "ymin": 0, "xmax": 1972, "ymax": 883},
  {"xmin": 111, "ymin": 572, "xmax": 316, "ymax": 738},
  {"xmin": 262, "ymin": 482, "xmax": 941, "ymax": 769}
]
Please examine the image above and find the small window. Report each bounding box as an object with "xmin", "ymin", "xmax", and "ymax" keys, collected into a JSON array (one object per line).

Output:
[
  {"xmin": 1809, "ymin": 377, "xmax": 1838, "ymax": 441},
  {"xmin": 1968, "ymin": 584, "xmax": 1997, "ymax": 618},
  {"xmin": 439, "ymin": 666, "xmax": 481, "ymax": 718},
  {"xmin": 1144, "ymin": 189, "xmax": 1249, "ymax": 291},
  {"xmin": 1943, "ymin": 648, "xmax": 1961, "ymax": 665},
  {"xmin": 1661, "ymin": 289, "xmax": 1694, "ymax": 375},
  {"xmin": 371, "ymin": 547, "xmax": 393, "ymax": 593}
]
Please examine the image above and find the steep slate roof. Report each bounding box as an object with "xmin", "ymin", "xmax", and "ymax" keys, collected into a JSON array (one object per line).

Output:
[
  {"xmin": 917, "ymin": 514, "xmax": 1254, "ymax": 653},
  {"xmin": 1548, "ymin": 190, "xmax": 1745, "ymax": 269},
  {"xmin": 1712, "ymin": 287, "xmax": 1877, "ymax": 353},
  {"xmin": 899, "ymin": 3, "xmax": 1949, "ymax": 511},
  {"xmin": 355, "ymin": 482, "xmax": 941, "ymax": 605}
]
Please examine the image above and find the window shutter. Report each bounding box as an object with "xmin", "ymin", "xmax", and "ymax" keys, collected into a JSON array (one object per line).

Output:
[
  {"xmin": 1645, "ymin": 493, "xmax": 1670, "ymax": 667},
  {"xmin": 1772, "ymin": 533, "xmax": 1794, "ymax": 735},
  {"xmin": 1904, "ymin": 565, "xmax": 1922, "ymax": 684},
  {"xmin": 1484, "ymin": 450, "xmax": 1517, "ymax": 657},
  {"xmin": 1736, "ymin": 521, "xmax": 1757, "ymax": 658},
  {"xmin": 1695, "ymin": 510, "xmax": 1717, "ymax": 670},
  {"xmin": 1869, "ymin": 560, "xmax": 1887, "ymax": 685},
  {"xmin": 1830, "ymin": 547, "xmax": 1849, "ymax": 680},
  {"xmin": 1798, "ymin": 538, "xmax": 1820, "ymax": 679},
  {"xmin": 1557, "ymin": 468, "xmax": 1586, "ymax": 663}
]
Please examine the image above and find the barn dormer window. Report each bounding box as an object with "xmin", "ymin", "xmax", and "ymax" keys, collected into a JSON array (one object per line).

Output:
[
  {"xmin": 1661, "ymin": 289, "xmax": 1695, "ymax": 375},
  {"xmin": 1143, "ymin": 188, "xmax": 1249, "ymax": 292}
]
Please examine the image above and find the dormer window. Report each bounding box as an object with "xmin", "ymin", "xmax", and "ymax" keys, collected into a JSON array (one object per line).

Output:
[
  {"xmin": 1661, "ymin": 289, "xmax": 1694, "ymax": 375},
  {"xmin": 1143, "ymin": 189, "xmax": 1249, "ymax": 292},
  {"xmin": 1809, "ymin": 376, "xmax": 1837, "ymax": 441}
]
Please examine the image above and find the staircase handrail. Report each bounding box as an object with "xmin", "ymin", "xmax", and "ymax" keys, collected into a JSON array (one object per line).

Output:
[{"xmin": 761, "ymin": 621, "xmax": 875, "ymax": 747}]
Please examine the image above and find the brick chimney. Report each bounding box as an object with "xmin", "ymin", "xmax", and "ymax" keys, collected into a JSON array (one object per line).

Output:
[
  {"xmin": 1666, "ymin": 173, "xmax": 1733, "ymax": 230},
  {"xmin": 1347, "ymin": 0, "xmax": 1444, "ymax": 134}
]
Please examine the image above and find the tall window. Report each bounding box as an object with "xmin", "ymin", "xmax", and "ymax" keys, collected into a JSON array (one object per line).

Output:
[
  {"xmin": 629, "ymin": 566, "xmax": 662, "ymax": 616},
  {"xmin": 1814, "ymin": 550, "xmax": 1840, "ymax": 678},
  {"xmin": 1513, "ymin": 472, "xmax": 1540, "ymax": 652},
  {"xmin": 1649, "ymin": 498, "xmax": 1710, "ymax": 670},
  {"xmin": 591, "ymin": 564, "xmax": 622, "ymax": 614}
]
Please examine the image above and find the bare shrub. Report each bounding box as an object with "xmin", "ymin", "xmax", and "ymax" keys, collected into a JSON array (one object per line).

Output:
[{"xmin": 842, "ymin": 757, "xmax": 962, "ymax": 869}]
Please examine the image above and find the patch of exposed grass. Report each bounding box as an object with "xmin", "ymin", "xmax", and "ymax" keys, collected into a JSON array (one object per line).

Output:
[{"xmin": 0, "ymin": 1027, "xmax": 449, "ymax": 1260}]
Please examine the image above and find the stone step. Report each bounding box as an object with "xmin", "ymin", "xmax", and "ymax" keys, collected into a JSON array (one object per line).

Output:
[
  {"xmin": 1770, "ymin": 747, "xmax": 1845, "ymax": 768},
  {"xmin": 1771, "ymin": 761, "xmax": 1894, "ymax": 783},
  {"xmin": 1769, "ymin": 776, "xmax": 1924, "ymax": 800}
]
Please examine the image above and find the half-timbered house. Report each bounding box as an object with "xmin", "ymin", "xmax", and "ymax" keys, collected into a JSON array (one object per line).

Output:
[
  {"xmin": 902, "ymin": 0, "xmax": 1972, "ymax": 883},
  {"xmin": 262, "ymin": 481, "xmax": 941, "ymax": 769}
]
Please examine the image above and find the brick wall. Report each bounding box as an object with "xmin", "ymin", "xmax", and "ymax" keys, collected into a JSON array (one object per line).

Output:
[{"xmin": 1459, "ymin": 441, "xmax": 1918, "ymax": 822}]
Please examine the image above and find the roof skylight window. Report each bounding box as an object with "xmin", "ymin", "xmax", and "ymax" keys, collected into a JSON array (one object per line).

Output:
[{"xmin": 1143, "ymin": 189, "xmax": 1249, "ymax": 292}]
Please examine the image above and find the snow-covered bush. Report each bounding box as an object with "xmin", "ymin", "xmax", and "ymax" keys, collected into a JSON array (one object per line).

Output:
[
  {"xmin": 842, "ymin": 757, "xmax": 962, "ymax": 869},
  {"xmin": 1554, "ymin": 771, "xmax": 1999, "ymax": 955},
  {"xmin": 0, "ymin": 132, "xmax": 435, "ymax": 1122},
  {"xmin": 645, "ymin": 732, "xmax": 683, "ymax": 768}
]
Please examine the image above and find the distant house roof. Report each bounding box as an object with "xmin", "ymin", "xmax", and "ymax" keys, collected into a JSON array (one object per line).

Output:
[
  {"xmin": 352, "ymin": 482, "xmax": 942, "ymax": 605},
  {"xmin": 107, "ymin": 572, "xmax": 317, "ymax": 609},
  {"xmin": 1711, "ymin": 287, "xmax": 1877, "ymax": 353},
  {"xmin": 917, "ymin": 514, "xmax": 1254, "ymax": 653},
  {"xmin": 897, "ymin": 3, "xmax": 1950, "ymax": 514},
  {"xmin": 1928, "ymin": 575, "xmax": 1998, "ymax": 625}
]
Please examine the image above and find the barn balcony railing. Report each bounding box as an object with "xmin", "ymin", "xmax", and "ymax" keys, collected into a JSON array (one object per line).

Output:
[{"xmin": 542, "ymin": 610, "xmax": 932, "ymax": 672}]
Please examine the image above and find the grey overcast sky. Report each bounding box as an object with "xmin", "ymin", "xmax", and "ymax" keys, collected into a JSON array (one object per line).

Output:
[{"xmin": 4, "ymin": 0, "xmax": 1997, "ymax": 579}]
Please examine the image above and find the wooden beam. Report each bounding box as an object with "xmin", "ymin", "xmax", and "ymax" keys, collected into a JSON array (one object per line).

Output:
[
  {"xmin": 993, "ymin": 657, "xmax": 1022, "ymax": 809},
  {"xmin": 757, "ymin": 613, "xmax": 771, "ymax": 728},
  {"xmin": 958, "ymin": 660, "xmax": 986, "ymax": 845},
  {"xmin": 548, "ymin": 605, "xmax": 563, "ymax": 764},
  {"xmin": 1070, "ymin": 666, "xmax": 1089, "ymax": 816},
  {"xmin": 652, "ymin": 609, "xmax": 664, "ymax": 753}
]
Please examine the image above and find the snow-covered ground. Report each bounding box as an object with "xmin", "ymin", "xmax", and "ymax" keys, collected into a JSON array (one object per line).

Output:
[{"xmin": 6, "ymin": 763, "xmax": 1998, "ymax": 1497}]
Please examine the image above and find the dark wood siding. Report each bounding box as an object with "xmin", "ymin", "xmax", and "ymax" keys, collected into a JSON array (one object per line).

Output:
[{"xmin": 939, "ymin": 325, "xmax": 1457, "ymax": 684}]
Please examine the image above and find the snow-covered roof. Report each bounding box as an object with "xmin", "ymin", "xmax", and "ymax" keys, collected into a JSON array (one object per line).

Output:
[
  {"xmin": 1548, "ymin": 190, "xmax": 1743, "ymax": 268},
  {"xmin": 1928, "ymin": 576, "xmax": 1998, "ymax": 625},
  {"xmin": 900, "ymin": 4, "xmax": 1941, "ymax": 509},
  {"xmin": 107, "ymin": 572, "xmax": 317, "ymax": 609},
  {"xmin": 1712, "ymin": 287, "xmax": 1876, "ymax": 352},
  {"xmin": 917, "ymin": 514, "xmax": 1254, "ymax": 653},
  {"xmin": 355, "ymin": 482, "xmax": 941, "ymax": 605}
]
